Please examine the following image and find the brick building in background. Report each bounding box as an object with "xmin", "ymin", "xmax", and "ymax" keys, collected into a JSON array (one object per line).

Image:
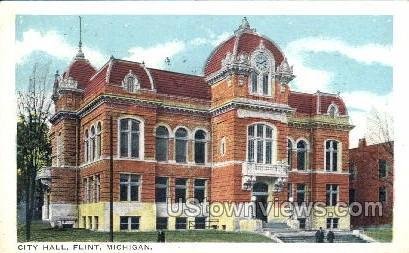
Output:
[
  {"xmin": 38, "ymin": 18, "xmax": 354, "ymax": 232},
  {"xmin": 349, "ymin": 139, "xmax": 393, "ymax": 228}
]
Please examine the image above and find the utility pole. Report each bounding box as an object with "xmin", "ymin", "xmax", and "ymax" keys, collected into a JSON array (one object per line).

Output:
[{"xmin": 109, "ymin": 112, "xmax": 114, "ymax": 242}]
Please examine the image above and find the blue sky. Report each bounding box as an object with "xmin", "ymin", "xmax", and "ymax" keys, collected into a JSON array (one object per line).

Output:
[{"xmin": 15, "ymin": 15, "xmax": 393, "ymax": 147}]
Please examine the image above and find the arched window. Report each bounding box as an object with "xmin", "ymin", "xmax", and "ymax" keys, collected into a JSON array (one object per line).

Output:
[
  {"xmin": 155, "ymin": 126, "xmax": 169, "ymax": 161},
  {"xmin": 325, "ymin": 140, "xmax": 339, "ymax": 171},
  {"xmin": 119, "ymin": 118, "xmax": 140, "ymax": 158},
  {"xmin": 247, "ymin": 124, "xmax": 274, "ymax": 164},
  {"xmin": 96, "ymin": 122, "xmax": 102, "ymax": 159},
  {"xmin": 84, "ymin": 129, "xmax": 89, "ymax": 163},
  {"xmin": 287, "ymin": 139, "xmax": 293, "ymax": 169},
  {"xmin": 90, "ymin": 126, "xmax": 96, "ymax": 161},
  {"xmin": 194, "ymin": 130, "xmax": 207, "ymax": 164},
  {"xmin": 328, "ymin": 104, "xmax": 339, "ymax": 117},
  {"xmin": 297, "ymin": 140, "xmax": 308, "ymax": 170},
  {"xmin": 175, "ymin": 128, "xmax": 188, "ymax": 163},
  {"xmin": 122, "ymin": 70, "xmax": 139, "ymax": 93}
]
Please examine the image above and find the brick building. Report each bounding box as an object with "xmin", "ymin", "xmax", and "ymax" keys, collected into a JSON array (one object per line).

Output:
[
  {"xmin": 349, "ymin": 139, "xmax": 393, "ymax": 228},
  {"xmin": 38, "ymin": 18, "xmax": 354, "ymax": 232}
]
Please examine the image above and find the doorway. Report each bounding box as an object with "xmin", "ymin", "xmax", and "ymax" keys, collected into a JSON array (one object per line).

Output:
[{"xmin": 253, "ymin": 182, "xmax": 268, "ymax": 222}]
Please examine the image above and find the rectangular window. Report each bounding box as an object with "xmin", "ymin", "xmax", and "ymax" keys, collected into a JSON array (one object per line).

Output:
[
  {"xmin": 175, "ymin": 140, "xmax": 187, "ymax": 163},
  {"xmin": 195, "ymin": 217, "xmax": 206, "ymax": 229},
  {"xmin": 120, "ymin": 174, "xmax": 140, "ymax": 201},
  {"xmin": 326, "ymin": 218, "xmax": 339, "ymax": 229},
  {"xmin": 156, "ymin": 217, "xmax": 168, "ymax": 230},
  {"xmin": 257, "ymin": 140, "xmax": 263, "ymax": 163},
  {"xmin": 251, "ymin": 72, "xmax": 257, "ymax": 93},
  {"xmin": 175, "ymin": 178, "xmax": 187, "ymax": 203},
  {"xmin": 194, "ymin": 179, "xmax": 206, "ymax": 203},
  {"xmin": 156, "ymin": 137, "xmax": 168, "ymax": 161},
  {"xmin": 94, "ymin": 216, "xmax": 99, "ymax": 230},
  {"xmin": 265, "ymin": 141, "xmax": 272, "ymax": 164},
  {"xmin": 287, "ymin": 183, "xmax": 293, "ymax": 201},
  {"xmin": 379, "ymin": 159, "xmax": 388, "ymax": 178},
  {"xmin": 262, "ymin": 74, "xmax": 269, "ymax": 95},
  {"xmin": 298, "ymin": 218, "xmax": 306, "ymax": 229},
  {"xmin": 296, "ymin": 184, "xmax": 306, "ymax": 205},
  {"xmin": 349, "ymin": 189, "xmax": 356, "ymax": 205},
  {"xmin": 248, "ymin": 139, "xmax": 255, "ymax": 162},
  {"xmin": 155, "ymin": 177, "xmax": 168, "ymax": 203},
  {"xmin": 95, "ymin": 175, "xmax": 100, "ymax": 202},
  {"xmin": 83, "ymin": 178, "xmax": 88, "ymax": 203},
  {"xmin": 379, "ymin": 187, "xmax": 387, "ymax": 203},
  {"xmin": 89, "ymin": 177, "xmax": 94, "ymax": 202},
  {"xmin": 88, "ymin": 216, "xmax": 92, "ymax": 230},
  {"xmin": 175, "ymin": 217, "xmax": 187, "ymax": 229},
  {"xmin": 86, "ymin": 178, "xmax": 91, "ymax": 203},
  {"xmin": 120, "ymin": 216, "xmax": 140, "ymax": 231},
  {"xmin": 326, "ymin": 184, "xmax": 339, "ymax": 206},
  {"xmin": 82, "ymin": 216, "xmax": 86, "ymax": 229}
]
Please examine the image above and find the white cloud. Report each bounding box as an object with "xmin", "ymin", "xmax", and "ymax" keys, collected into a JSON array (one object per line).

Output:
[
  {"xmin": 189, "ymin": 32, "xmax": 231, "ymax": 47},
  {"xmin": 287, "ymin": 37, "xmax": 392, "ymax": 66},
  {"xmin": 16, "ymin": 29, "xmax": 107, "ymax": 67},
  {"xmin": 124, "ymin": 40, "xmax": 186, "ymax": 69},
  {"xmin": 341, "ymin": 90, "xmax": 392, "ymax": 148}
]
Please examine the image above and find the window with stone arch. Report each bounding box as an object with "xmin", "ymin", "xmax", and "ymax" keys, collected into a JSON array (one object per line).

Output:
[
  {"xmin": 122, "ymin": 70, "xmax": 139, "ymax": 93},
  {"xmin": 155, "ymin": 125, "xmax": 169, "ymax": 162},
  {"xmin": 96, "ymin": 122, "xmax": 102, "ymax": 159},
  {"xmin": 287, "ymin": 139, "xmax": 293, "ymax": 169},
  {"xmin": 327, "ymin": 103, "xmax": 339, "ymax": 117},
  {"xmin": 175, "ymin": 128, "xmax": 188, "ymax": 163},
  {"xmin": 247, "ymin": 123, "xmax": 275, "ymax": 164},
  {"xmin": 90, "ymin": 125, "xmax": 96, "ymax": 161},
  {"xmin": 194, "ymin": 129, "xmax": 207, "ymax": 164},
  {"xmin": 84, "ymin": 129, "xmax": 89, "ymax": 163},
  {"xmin": 296, "ymin": 140, "xmax": 308, "ymax": 170},
  {"xmin": 119, "ymin": 118, "xmax": 141, "ymax": 158},
  {"xmin": 249, "ymin": 49, "xmax": 274, "ymax": 96},
  {"xmin": 325, "ymin": 140, "xmax": 340, "ymax": 171}
]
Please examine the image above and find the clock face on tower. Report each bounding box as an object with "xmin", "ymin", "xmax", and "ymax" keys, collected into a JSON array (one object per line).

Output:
[{"xmin": 254, "ymin": 52, "xmax": 269, "ymax": 72}]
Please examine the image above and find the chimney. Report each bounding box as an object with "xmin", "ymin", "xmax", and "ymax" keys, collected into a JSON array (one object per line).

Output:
[{"xmin": 358, "ymin": 138, "xmax": 366, "ymax": 148}]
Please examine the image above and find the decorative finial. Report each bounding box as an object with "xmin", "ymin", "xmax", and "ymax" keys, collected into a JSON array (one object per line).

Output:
[
  {"xmin": 234, "ymin": 17, "xmax": 256, "ymax": 35},
  {"xmin": 75, "ymin": 16, "xmax": 85, "ymax": 59}
]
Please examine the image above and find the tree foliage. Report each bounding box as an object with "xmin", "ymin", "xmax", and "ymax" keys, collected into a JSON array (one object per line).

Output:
[{"xmin": 17, "ymin": 62, "xmax": 52, "ymax": 241}]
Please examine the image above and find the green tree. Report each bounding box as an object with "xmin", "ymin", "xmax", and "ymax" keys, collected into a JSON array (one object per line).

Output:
[{"xmin": 17, "ymin": 63, "xmax": 52, "ymax": 241}]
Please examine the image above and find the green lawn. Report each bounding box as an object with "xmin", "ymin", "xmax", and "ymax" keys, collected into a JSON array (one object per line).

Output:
[
  {"xmin": 363, "ymin": 226, "xmax": 393, "ymax": 242},
  {"xmin": 18, "ymin": 221, "xmax": 273, "ymax": 242}
]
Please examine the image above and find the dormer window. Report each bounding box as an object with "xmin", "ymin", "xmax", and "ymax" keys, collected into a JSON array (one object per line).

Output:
[
  {"xmin": 122, "ymin": 70, "xmax": 139, "ymax": 93},
  {"xmin": 327, "ymin": 103, "xmax": 339, "ymax": 117},
  {"xmin": 249, "ymin": 50, "xmax": 274, "ymax": 96}
]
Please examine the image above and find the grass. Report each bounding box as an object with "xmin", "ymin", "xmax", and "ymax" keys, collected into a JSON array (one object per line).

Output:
[
  {"xmin": 18, "ymin": 220, "xmax": 273, "ymax": 243},
  {"xmin": 363, "ymin": 226, "xmax": 393, "ymax": 242}
]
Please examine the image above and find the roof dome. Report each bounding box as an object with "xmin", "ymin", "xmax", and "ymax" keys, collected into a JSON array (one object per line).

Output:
[{"xmin": 203, "ymin": 17, "xmax": 285, "ymax": 76}]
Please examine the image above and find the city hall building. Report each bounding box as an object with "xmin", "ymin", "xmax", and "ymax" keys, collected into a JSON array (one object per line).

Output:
[{"xmin": 38, "ymin": 18, "xmax": 354, "ymax": 232}]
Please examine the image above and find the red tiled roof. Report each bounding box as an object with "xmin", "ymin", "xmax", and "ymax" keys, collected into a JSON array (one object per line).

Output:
[
  {"xmin": 288, "ymin": 91, "xmax": 347, "ymax": 115},
  {"xmin": 149, "ymin": 68, "xmax": 210, "ymax": 100},
  {"xmin": 63, "ymin": 59, "xmax": 96, "ymax": 89},
  {"xmin": 204, "ymin": 32, "xmax": 285, "ymax": 76}
]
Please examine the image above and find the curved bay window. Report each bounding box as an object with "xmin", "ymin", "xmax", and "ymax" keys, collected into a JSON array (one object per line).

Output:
[
  {"xmin": 175, "ymin": 128, "xmax": 188, "ymax": 163},
  {"xmin": 155, "ymin": 126, "xmax": 169, "ymax": 161},
  {"xmin": 296, "ymin": 140, "xmax": 308, "ymax": 170},
  {"xmin": 194, "ymin": 130, "xmax": 207, "ymax": 164},
  {"xmin": 325, "ymin": 140, "xmax": 339, "ymax": 171},
  {"xmin": 119, "ymin": 118, "xmax": 140, "ymax": 158},
  {"xmin": 247, "ymin": 124, "xmax": 274, "ymax": 164}
]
